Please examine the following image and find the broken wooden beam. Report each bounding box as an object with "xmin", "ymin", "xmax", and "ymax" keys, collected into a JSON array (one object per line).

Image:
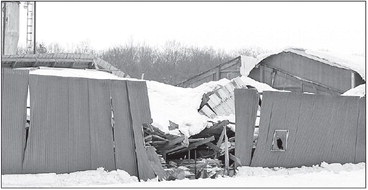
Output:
[
  {"xmin": 205, "ymin": 142, "xmax": 222, "ymax": 153},
  {"xmin": 229, "ymin": 153, "xmax": 242, "ymax": 168},
  {"xmin": 168, "ymin": 136, "xmax": 215, "ymax": 155}
]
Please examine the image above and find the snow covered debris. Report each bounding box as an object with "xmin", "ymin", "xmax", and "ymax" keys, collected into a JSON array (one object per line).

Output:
[
  {"xmin": 343, "ymin": 84, "xmax": 366, "ymax": 97},
  {"xmin": 238, "ymin": 76, "xmax": 279, "ymax": 92},
  {"xmin": 146, "ymin": 79, "xmax": 230, "ymax": 137},
  {"xmin": 147, "ymin": 76, "xmax": 279, "ymax": 137},
  {"xmin": 2, "ymin": 167, "xmax": 138, "ymax": 187}
]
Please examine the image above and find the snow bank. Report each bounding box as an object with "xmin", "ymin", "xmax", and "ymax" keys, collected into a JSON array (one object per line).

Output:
[
  {"xmin": 342, "ymin": 84, "xmax": 366, "ymax": 97},
  {"xmin": 124, "ymin": 162, "xmax": 365, "ymax": 188},
  {"xmin": 2, "ymin": 167, "xmax": 138, "ymax": 187}
]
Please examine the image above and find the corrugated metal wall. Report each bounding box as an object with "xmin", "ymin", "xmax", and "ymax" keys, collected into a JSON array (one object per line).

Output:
[
  {"xmin": 247, "ymin": 91, "xmax": 365, "ymax": 167},
  {"xmin": 1, "ymin": 69, "xmax": 29, "ymax": 174},
  {"xmin": 234, "ymin": 89, "xmax": 259, "ymax": 166},
  {"xmin": 248, "ymin": 52, "xmax": 365, "ymax": 95},
  {"xmin": 2, "ymin": 70, "xmax": 155, "ymax": 180}
]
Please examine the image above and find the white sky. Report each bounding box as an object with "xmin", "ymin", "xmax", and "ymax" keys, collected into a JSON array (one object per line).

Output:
[{"xmin": 18, "ymin": 2, "xmax": 365, "ymax": 54}]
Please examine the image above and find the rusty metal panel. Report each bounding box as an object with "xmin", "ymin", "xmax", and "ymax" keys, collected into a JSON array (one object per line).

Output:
[
  {"xmin": 23, "ymin": 75, "xmax": 69, "ymax": 174},
  {"xmin": 88, "ymin": 79, "xmax": 116, "ymax": 171},
  {"xmin": 1, "ymin": 69, "xmax": 28, "ymax": 174},
  {"xmin": 234, "ymin": 89, "xmax": 259, "ymax": 166},
  {"xmin": 127, "ymin": 80, "xmax": 156, "ymax": 180},
  {"xmin": 68, "ymin": 77, "xmax": 91, "ymax": 172},
  {"xmin": 110, "ymin": 80, "xmax": 139, "ymax": 177},
  {"xmin": 251, "ymin": 91, "xmax": 363, "ymax": 167}
]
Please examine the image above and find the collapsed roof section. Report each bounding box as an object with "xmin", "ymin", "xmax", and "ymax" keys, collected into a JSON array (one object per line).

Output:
[
  {"xmin": 241, "ymin": 48, "xmax": 365, "ymax": 81},
  {"xmin": 1, "ymin": 53, "xmax": 129, "ymax": 78}
]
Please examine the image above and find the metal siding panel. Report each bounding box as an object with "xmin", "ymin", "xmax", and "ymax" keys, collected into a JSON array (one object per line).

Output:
[
  {"xmin": 251, "ymin": 91, "xmax": 362, "ymax": 167},
  {"xmin": 1, "ymin": 69, "xmax": 29, "ymax": 174},
  {"xmin": 23, "ymin": 75, "xmax": 69, "ymax": 174},
  {"xmin": 127, "ymin": 81, "xmax": 156, "ymax": 180},
  {"xmin": 355, "ymin": 97, "xmax": 365, "ymax": 163},
  {"xmin": 88, "ymin": 79, "xmax": 116, "ymax": 171},
  {"xmin": 234, "ymin": 89, "xmax": 259, "ymax": 166},
  {"xmin": 250, "ymin": 91, "xmax": 274, "ymax": 167},
  {"xmin": 110, "ymin": 80, "xmax": 139, "ymax": 177},
  {"xmin": 68, "ymin": 77, "xmax": 92, "ymax": 172}
]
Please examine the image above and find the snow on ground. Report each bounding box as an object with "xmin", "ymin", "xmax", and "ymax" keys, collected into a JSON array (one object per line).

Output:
[
  {"xmin": 343, "ymin": 84, "xmax": 366, "ymax": 97},
  {"xmin": 2, "ymin": 167, "xmax": 138, "ymax": 187},
  {"xmin": 3, "ymin": 162, "xmax": 365, "ymax": 188}
]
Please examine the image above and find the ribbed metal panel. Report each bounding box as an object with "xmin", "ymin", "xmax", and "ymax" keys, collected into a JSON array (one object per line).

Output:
[
  {"xmin": 88, "ymin": 79, "xmax": 115, "ymax": 171},
  {"xmin": 126, "ymin": 81, "xmax": 156, "ymax": 180},
  {"xmin": 1, "ymin": 68, "xmax": 29, "ymax": 174},
  {"xmin": 234, "ymin": 89, "xmax": 259, "ymax": 166},
  {"xmin": 250, "ymin": 92, "xmax": 364, "ymax": 167},
  {"xmin": 68, "ymin": 77, "xmax": 91, "ymax": 172},
  {"xmin": 355, "ymin": 97, "xmax": 366, "ymax": 163},
  {"xmin": 23, "ymin": 75, "xmax": 69, "ymax": 174},
  {"xmin": 110, "ymin": 80, "xmax": 138, "ymax": 177}
]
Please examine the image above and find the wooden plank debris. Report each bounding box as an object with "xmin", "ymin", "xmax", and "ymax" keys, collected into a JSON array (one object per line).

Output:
[
  {"xmin": 145, "ymin": 146, "xmax": 167, "ymax": 181},
  {"xmin": 168, "ymin": 136, "xmax": 215, "ymax": 155}
]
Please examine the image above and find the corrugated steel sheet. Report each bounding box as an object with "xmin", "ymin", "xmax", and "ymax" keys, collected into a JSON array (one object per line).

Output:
[
  {"xmin": 1, "ymin": 68, "xmax": 29, "ymax": 174},
  {"xmin": 127, "ymin": 81, "xmax": 156, "ymax": 180},
  {"xmin": 234, "ymin": 89, "xmax": 259, "ymax": 166},
  {"xmin": 4, "ymin": 71, "xmax": 155, "ymax": 180},
  {"xmin": 88, "ymin": 79, "xmax": 116, "ymax": 171},
  {"xmin": 111, "ymin": 80, "xmax": 139, "ymax": 176},
  {"xmin": 250, "ymin": 91, "xmax": 365, "ymax": 167},
  {"xmin": 68, "ymin": 77, "xmax": 92, "ymax": 172}
]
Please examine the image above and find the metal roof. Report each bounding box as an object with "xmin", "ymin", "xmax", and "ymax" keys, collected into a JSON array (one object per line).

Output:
[{"xmin": 1, "ymin": 53, "xmax": 129, "ymax": 78}]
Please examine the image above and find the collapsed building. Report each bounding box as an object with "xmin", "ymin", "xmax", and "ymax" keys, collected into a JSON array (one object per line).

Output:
[
  {"xmin": 1, "ymin": 49, "xmax": 366, "ymax": 180},
  {"xmin": 166, "ymin": 48, "xmax": 365, "ymax": 175}
]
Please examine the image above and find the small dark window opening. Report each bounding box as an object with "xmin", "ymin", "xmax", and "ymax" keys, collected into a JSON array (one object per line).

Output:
[{"xmin": 271, "ymin": 130, "xmax": 289, "ymax": 151}]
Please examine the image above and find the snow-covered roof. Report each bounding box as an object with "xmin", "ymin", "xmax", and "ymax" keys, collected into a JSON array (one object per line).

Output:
[
  {"xmin": 240, "ymin": 48, "xmax": 365, "ymax": 81},
  {"xmin": 2, "ymin": 53, "xmax": 129, "ymax": 78},
  {"xmin": 28, "ymin": 67, "xmax": 133, "ymax": 80}
]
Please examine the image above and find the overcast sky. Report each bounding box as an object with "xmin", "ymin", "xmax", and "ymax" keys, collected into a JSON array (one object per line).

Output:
[{"xmin": 18, "ymin": 2, "xmax": 365, "ymax": 54}]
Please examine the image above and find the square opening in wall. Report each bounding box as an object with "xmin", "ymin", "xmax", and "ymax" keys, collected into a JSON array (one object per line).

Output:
[{"xmin": 271, "ymin": 130, "xmax": 289, "ymax": 151}]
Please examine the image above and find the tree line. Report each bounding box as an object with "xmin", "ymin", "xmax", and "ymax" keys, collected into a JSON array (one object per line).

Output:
[{"xmin": 17, "ymin": 41, "xmax": 265, "ymax": 85}]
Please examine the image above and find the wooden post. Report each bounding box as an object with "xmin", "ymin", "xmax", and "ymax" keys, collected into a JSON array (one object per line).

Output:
[
  {"xmin": 223, "ymin": 126, "xmax": 229, "ymax": 176},
  {"xmin": 194, "ymin": 149, "xmax": 197, "ymax": 177}
]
